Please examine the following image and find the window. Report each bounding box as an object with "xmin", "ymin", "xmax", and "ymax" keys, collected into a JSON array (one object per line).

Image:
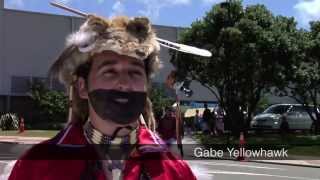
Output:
[
  {"xmin": 263, "ymin": 105, "xmax": 291, "ymax": 114},
  {"xmin": 11, "ymin": 76, "xmax": 31, "ymax": 94},
  {"xmin": 11, "ymin": 76, "xmax": 66, "ymax": 94},
  {"xmin": 51, "ymin": 79, "xmax": 65, "ymax": 91},
  {"xmin": 32, "ymin": 77, "xmax": 49, "ymax": 88},
  {"xmin": 291, "ymin": 106, "xmax": 307, "ymax": 113}
]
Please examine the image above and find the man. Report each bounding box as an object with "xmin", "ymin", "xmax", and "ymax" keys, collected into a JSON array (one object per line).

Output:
[
  {"xmin": 9, "ymin": 15, "xmax": 196, "ymax": 180},
  {"xmin": 202, "ymin": 103, "xmax": 212, "ymax": 135},
  {"xmin": 157, "ymin": 107, "xmax": 176, "ymax": 145},
  {"xmin": 280, "ymin": 113, "xmax": 290, "ymax": 135},
  {"xmin": 194, "ymin": 109, "xmax": 201, "ymax": 132},
  {"xmin": 214, "ymin": 106, "xmax": 225, "ymax": 135}
]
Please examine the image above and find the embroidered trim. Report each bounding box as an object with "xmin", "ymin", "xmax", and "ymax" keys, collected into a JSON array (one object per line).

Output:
[{"xmin": 83, "ymin": 121, "xmax": 137, "ymax": 145}]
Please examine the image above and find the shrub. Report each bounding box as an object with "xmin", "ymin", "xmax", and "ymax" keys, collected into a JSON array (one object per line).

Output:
[
  {"xmin": 149, "ymin": 86, "xmax": 175, "ymax": 120},
  {"xmin": 29, "ymin": 81, "xmax": 68, "ymax": 124},
  {"xmin": 0, "ymin": 113, "xmax": 19, "ymax": 130}
]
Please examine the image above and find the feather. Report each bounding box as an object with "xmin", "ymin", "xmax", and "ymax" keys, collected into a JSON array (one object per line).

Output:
[
  {"xmin": 66, "ymin": 31, "xmax": 97, "ymax": 50},
  {"xmin": 0, "ymin": 160, "xmax": 17, "ymax": 180},
  {"xmin": 188, "ymin": 161, "xmax": 215, "ymax": 180}
]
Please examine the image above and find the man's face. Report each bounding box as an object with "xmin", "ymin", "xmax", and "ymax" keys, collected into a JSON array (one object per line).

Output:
[{"xmin": 78, "ymin": 51, "xmax": 148, "ymax": 125}]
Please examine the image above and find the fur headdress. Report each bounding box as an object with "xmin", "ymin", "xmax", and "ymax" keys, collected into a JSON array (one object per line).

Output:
[{"xmin": 50, "ymin": 15, "xmax": 161, "ymax": 85}]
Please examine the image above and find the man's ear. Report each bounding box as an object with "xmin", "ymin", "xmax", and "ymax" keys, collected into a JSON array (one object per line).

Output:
[{"xmin": 77, "ymin": 77, "xmax": 89, "ymax": 99}]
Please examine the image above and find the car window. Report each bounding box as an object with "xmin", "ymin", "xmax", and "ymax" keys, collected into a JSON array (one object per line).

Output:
[
  {"xmin": 290, "ymin": 106, "xmax": 307, "ymax": 114},
  {"xmin": 263, "ymin": 105, "xmax": 290, "ymax": 114}
]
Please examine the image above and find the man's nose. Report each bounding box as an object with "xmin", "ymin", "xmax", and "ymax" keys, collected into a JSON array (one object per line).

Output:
[{"xmin": 116, "ymin": 74, "xmax": 132, "ymax": 91}]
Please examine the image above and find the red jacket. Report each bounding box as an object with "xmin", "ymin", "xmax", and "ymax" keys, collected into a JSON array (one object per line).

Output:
[{"xmin": 9, "ymin": 123, "xmax": 196, "ymax": 180}]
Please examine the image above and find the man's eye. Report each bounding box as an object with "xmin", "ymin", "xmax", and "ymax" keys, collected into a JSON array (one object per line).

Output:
[{"xmin": 103, "ymin": 70, "xmax": 116, "ymax": 76}]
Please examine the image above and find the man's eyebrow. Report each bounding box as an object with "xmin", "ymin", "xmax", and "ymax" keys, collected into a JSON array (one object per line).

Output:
[{"xmin": 96, "ymin": 59, "xmax": 117, "ymax": 70}]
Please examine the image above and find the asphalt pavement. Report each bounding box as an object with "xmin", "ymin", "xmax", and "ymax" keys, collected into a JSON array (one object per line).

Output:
[{"xmin": 188, "ymin": 160, "xmax": 320, "ymax": 180}]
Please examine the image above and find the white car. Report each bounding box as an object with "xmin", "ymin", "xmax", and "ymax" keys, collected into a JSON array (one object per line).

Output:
[{"xmin": 251, "ymin": 104, "xmax": 318, "ymax": 132}]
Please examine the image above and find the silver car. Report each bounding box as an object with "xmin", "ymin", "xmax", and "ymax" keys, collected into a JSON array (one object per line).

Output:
[{"xmin": 251, "ymin": 104, "xmax": 318, "ymax": 131}]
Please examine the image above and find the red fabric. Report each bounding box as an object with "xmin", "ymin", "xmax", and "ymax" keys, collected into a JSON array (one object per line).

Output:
[
  {"xmin": 19, "ymin": 118, "xmax": 25, "ymax": 133},
  {"xmin": 9, "ymin": 123, "xmax": 196, "ymax": 180},
  {"xmin": 157, "ymin": 115, "xmax": 176, "ymax": 140}
]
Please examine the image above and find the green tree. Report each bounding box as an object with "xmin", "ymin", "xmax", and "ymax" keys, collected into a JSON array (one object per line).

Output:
[
  {"xmin": 149, "ymin": 86, "xmax": 174, "ymax": 120},
  {"xmin": 255, "ymin": 96, "xmax": 270, "ymax": 114},
  {"xmin": 171, "ymin": 0, "xmax": 297, "ymax": 134},
  {"xmin": 29, "ymin": 81, "xmax": 68, "ymax": 125}
]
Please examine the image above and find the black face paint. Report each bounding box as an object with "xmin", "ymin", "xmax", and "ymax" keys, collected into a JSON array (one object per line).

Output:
[{"xmin": 88, "ymin": 89, "xmax": 147, "ymax": 125}]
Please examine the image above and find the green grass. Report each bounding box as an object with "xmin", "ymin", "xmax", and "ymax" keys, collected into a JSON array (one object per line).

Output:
[
  {"xmin": 289, "ymin": 146, "xmax": 320, "ymax": 157},
  {"xmin": 196, "ymin": 133, "xmax": 320, "ymax": 145},
  {"xmin": 0, "ymin": 130, "xmax": 59, "ymax": 138}
]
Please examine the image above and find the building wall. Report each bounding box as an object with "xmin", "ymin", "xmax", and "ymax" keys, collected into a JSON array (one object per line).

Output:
[
  {"xmin": 0, "ymin": 96, "xmax": 5, "ymax": 113},
  {"xmin": 0, "ymin": 0, "xmax": 5, "ymax": 95},
  {"xmin": 2, "ymin": 9, "xmax": 73, "ymax": 95}
]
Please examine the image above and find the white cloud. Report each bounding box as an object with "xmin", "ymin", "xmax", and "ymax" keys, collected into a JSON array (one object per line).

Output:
[
  {"xmin": 7, "ymin": 0, "xmax": 24, "ymax": 8},
  {"xmin": 110, "ymin": 1, "xmax": 125, "ymax": 17},
  {"xmin": 137, "ymin": 0, "xmax": 191, "ymax": 20},
  {"xmin": 169, "ymin": 0, "xmax": 191, "ymax": 5},
  {"xmin": 294, "ymin": 0, "xmax": 320, "ymax": 27}
]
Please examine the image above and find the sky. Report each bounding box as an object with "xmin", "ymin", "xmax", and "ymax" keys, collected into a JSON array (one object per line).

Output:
[{"xmin": 4, "ymin": 0, "xmax": 320, "ymax": 28}]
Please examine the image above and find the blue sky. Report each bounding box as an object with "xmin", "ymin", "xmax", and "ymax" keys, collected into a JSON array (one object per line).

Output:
[{"xmin": 4, "ymin": 0, "xmax": 320, "ymax": 28}]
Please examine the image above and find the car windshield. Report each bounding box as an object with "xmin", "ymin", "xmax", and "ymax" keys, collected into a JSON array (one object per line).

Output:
[{"xmin": 263, "ymin": 105, "xmax": 290, "ymax": 114}]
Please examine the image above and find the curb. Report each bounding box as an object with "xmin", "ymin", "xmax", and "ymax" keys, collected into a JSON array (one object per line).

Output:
[
  {"xmin": 190, "ymin": 156, "xmax": 320, "ymax": 168},
  {"xmin": 186, "ymin": 157, "xmax": 320, "ymax": 168},
  {"xmin": 247, "ymin": 160, "xmax": 320, "ymax": 168},
  {"xmin": 0, "ymin": 136, "xmax": 49, "ymax": 144}
]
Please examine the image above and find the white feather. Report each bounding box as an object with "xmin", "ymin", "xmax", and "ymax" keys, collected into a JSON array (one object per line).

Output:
[
  {"xmin": 156, "ymin": 38, "xmax": 212, "ymax": 57},
  {"xmin": 178, "ymin": 44, "xmax": 212, "ymax": 57},
  {"xmin": 66, "ymin": 31, "xmax": 97, "ymax": 52},
  {"xmin": 188, "ymin": 161, "xmax": 215, "ymax": 180},
  {"xmin": 0, "ymin": 160, "xmax": 17, "ymax": 180}
]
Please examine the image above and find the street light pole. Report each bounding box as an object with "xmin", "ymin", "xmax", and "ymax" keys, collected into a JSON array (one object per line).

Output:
[{"xmin": 0, "ymin": 0, "xmax": 3, "ymax": 9}]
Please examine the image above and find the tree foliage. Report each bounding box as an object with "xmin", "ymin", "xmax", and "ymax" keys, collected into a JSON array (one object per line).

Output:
[
  {"xmin": 29, "ymin": 82, "xmax": 68, "ymax": 123},
  {"xmin": 149, "ymin": 86, "xmax": 175, "ymax": 120},
  {"xmin": 171, "ymin": 0, "xmax": 301, "ymax": 134}
]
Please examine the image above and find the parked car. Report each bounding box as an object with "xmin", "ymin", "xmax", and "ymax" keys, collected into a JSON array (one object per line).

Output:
[{"xmin": 250, "ymin": 104, "xmax": 318, "ymax": 132}]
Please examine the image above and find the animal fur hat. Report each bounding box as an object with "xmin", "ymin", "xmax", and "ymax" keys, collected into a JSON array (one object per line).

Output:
[{"xmin": 50, "ymin": 15, "xmax": 161, "ymax": 85}]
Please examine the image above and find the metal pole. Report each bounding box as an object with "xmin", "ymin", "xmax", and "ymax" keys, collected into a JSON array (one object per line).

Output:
[
  {"xmin": 175, "ymin": 93, "xmax": 184, "ymax": 157},
  {"xmin": 0, "ymin": 0, "xmax": 3, "ymax": 9},
  {"xmin": 0, "ymin": 1, "xmax": 6, "ymax": 112}
]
